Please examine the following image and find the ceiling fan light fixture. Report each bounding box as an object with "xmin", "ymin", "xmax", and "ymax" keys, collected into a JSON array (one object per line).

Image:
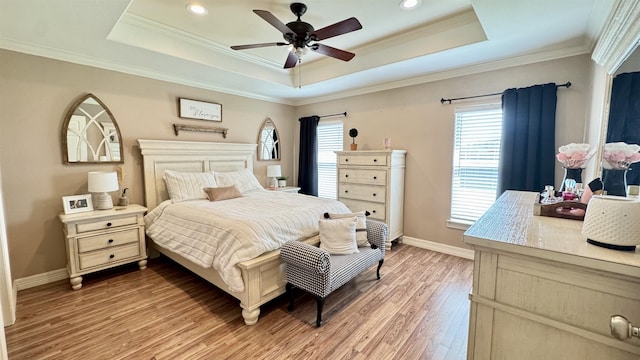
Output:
[
  {"xmin": 399, "ymin": 0, "xmax": 422, "ymax": 10},
  {"xmin": 186, "ymin": 3, "xmax": 208, "ymax": 15}
]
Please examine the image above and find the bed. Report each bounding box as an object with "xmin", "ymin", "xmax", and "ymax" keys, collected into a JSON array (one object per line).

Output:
[{"xmin": 138, "ymin": 139, "xmax": 349, "ymax": 325}]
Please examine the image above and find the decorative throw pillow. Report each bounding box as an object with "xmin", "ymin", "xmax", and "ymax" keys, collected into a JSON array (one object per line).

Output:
[
  {"xmin": 319, "ymin": 217, "xmax": 359, "ymax": 255},
  {"xmin": 204, "ymin": 185, "xmax": 243, "ymax": 202},
  {"xmin": 214, "ymin": 169, "xmax": 264, "ymax": 194},
  {"xmin": 163, "ymin": 170, "xmax": 217, "ymax": 202},
  {"xmin": 326, "ymin": 211, "xmax": 368, "ymax": 247}
]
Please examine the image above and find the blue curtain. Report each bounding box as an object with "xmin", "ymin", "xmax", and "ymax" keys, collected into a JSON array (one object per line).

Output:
[
  {"xmin": 498, "ymin": 83, "xmax": 557, "ymax": 194},
  {"xmin": 298, "ymin": 116, "xmax": 320, "ymax": 196},
  {"xmin": 603, "ymin": 71, "xmax": 640, "ymax": 194}
]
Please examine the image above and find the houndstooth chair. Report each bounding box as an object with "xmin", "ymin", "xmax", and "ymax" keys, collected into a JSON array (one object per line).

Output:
[{"xmin": 280, "ymin": 219, "xmax": 388, "ymax": 327}]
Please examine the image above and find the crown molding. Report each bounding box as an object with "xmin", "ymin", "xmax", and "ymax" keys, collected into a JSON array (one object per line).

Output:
[{"xmin": 591, "ymin": 0, "xmax": 640, "ymax": 73}]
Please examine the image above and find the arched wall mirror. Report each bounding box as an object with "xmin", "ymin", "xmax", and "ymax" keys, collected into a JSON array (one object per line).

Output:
[
  {"xmin": 62, "ymin": 93, "xmax": 124, "ymax": 164},
  {"xmin": 258, "ymin": 118, "xmax": 280, "ymax": 161}
]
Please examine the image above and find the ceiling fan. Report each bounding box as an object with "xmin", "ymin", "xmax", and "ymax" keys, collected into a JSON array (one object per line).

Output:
[{"xmin": 230, "ymin": 2, "xmax": 362, "ymax": 69}]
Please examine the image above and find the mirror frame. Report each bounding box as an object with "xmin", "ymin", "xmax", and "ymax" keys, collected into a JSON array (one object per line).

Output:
[
  {"xmin": 61, "ymin": 93, "xmax": 124, "ymax": 165},
  {"xmin": 257, "ymin": 117, "xmax": 281, "ymax": 161}
]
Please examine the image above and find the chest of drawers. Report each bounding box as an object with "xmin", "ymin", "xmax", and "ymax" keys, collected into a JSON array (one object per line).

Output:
[
  {"xmin": 335, "ymin": 150, "xmax": 406, "ymax": 249},
  {"xmin": 59, "ymin": 204, "xmax": 147, "ymax": 290}
]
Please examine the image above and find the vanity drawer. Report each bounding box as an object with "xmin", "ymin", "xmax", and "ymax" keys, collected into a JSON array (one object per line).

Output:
[
  {"xmin": 77, "ymin": 228, "xmax": 140, "ymax": 253},
  {"xmin": 338, "ymin": 155, "xmax": 387, "ymax": 166},
  {"xmin": 339, "ymin": 169, "xmax": 386, "ymax": 185},
  {"xmin": 339, "ymin": 183, "xmax": 385, "ymax": 203},
  {"xmin": 75, "ymin": 215, "xmax": 138, "ymax": 233},
  {"xmin": 339, "ymin": 199, "xmax": 386, "ymax": 221},
  {"xmin": 78, "ymin": 243, "xmax": 141, "ymax": 270}
]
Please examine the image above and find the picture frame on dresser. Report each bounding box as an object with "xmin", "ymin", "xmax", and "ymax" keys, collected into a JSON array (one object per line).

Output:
[{"xmin": 62, "ymin": 194, "xmax": 93, "ymax": 214}]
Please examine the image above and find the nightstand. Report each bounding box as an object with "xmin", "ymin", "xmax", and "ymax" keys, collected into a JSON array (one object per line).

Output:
[
  {"xmin": 274, "ymin": 186, "xmax": 301, "ymax": 193},
  {"xmin": 58, "ymin": 204, "xmax": 147, "ymax": 290}
]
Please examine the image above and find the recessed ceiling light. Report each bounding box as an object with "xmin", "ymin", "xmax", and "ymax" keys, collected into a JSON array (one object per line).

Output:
[
  {"xmin": 399, "ymin": 0, "xmax": 422, "ymax": 10},
  {"xmin": 186, "ymin": 3, "xmax": 208, "ymax": 15}
]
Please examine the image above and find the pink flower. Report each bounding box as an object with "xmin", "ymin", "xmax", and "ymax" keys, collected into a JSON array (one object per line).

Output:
[
  {"xmin": 602, "ymin": 142, "xmax": 640, "ymax": 170},
  {"xmin": 556, "ymin": 143, "xmax": 594, "ymax": 169}
]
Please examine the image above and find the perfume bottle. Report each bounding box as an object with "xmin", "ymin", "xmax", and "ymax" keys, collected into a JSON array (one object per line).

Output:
[{"xmin": 541, "ymin": 185, "xmax": 556, "ymax": 204}]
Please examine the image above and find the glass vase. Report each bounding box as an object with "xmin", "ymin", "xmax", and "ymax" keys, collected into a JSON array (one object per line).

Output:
[
  {"xmin": 560, "ymin": 167, "xmax": 583, "ymax": 191},
  {"xmin": 602, "ymin": 168, "xmax": 628, "ymax": 196}
]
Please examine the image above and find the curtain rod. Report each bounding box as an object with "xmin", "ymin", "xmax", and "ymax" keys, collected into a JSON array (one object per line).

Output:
[
  {"xmin": 319, "ymin": 112, "xmax": 347, "ymax": 119},
  {"xmin": 440, "ymin": 81, "xmax": 572, "ymax": 105}
]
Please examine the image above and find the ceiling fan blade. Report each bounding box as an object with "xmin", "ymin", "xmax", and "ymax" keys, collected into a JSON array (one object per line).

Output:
[
  {"xmin": 284, "ymin": 52, "xmax": 298, "ymax": 69},
  {"xmin": 231, "ymin": 42, "xmax": 288, "ymax": 50},
  {"xmin": 310, "ymin": 43, "xmax": 355, "ymax": 62},
  {"xmin": 312, "ymin": 17, "xmax": 362, "ymax": 41},
  {"xmin": 253, "ymin": 10, "xmax": 294, "ymax": 35}
]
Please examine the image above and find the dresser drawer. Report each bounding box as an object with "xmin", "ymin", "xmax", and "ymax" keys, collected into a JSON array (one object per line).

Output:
[
  {"xmin": 339, "ymin": 169, "xmax": 386, "ymax": 185},
  {"xmin": 339, "ymin": 199, "xmax": 386, "ymax": 221},
  {"xmin": 77, "ymin": 228, "xmax": 140, "ymax": 253},
  {"xmin": 78, "ymin": 243, "xmax": 141, "ymax": 270},
  {"xmin": 339, "ymin": 183, "xmax": 385, "ymax": 203},
  {"xmin": 75, "ymin": 215, "xmax": 138, "ymax": 233},
  {"xmin": 338, "ymin": 155, "xmax": 387, "ymax": 166}
]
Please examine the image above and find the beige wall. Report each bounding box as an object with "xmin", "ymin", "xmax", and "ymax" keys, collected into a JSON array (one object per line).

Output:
[
  {"xmin": 0, "ymin": 49, "xmax": 594, "ymax": 280},
  {"xmin": 295, "ymin": 54, "xmax": 592, "ymax": 249},
  {"xmin": 0, "ymin": 49, "xmax": 295, "ymax": 279}
]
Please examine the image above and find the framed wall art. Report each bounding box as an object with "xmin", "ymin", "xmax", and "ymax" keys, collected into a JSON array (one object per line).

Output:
[
  {"xmin": 179, "ymin": 98, "xmax": 222, "ymax": 122},
  {"xmin": 62, "ymin": 194, "xmax": 94, "ymax": 214}
]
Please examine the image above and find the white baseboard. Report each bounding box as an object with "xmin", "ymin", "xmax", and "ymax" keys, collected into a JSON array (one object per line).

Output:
[
  {"xmin": 401, "ymin": 236, "xmax": 475, "ymax": 260},
  {"xmin": 14, "ymin": 268, "xmax": 68, "ymax": 291}
]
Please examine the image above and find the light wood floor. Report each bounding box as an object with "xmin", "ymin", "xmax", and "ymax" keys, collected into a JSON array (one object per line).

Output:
[{"xmin": 5, "ymin": 243, "xmax": 473, "ymax": 360}]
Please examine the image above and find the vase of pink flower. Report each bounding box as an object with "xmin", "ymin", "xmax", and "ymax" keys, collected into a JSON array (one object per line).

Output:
[
  {"xmin": 556, "ymin": 143, "xmax": 594, "ymax": 191},
  {"xmin": 602, "ymin": 142, "xmax": 640, "ymax": 196}
]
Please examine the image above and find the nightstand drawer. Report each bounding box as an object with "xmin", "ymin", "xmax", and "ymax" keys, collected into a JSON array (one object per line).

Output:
[
  {"xmin": 339, "ymin": 183, "xmax": 385, "ymax": 203},
  {"xmin": 339, "ymin": 199, "xmax": 386, "ymax": 221},
  {"xmin": 339, "ymin": 169, "xmax": 386, "ymax": 185},
  {"xmin": 338, "ymin": 155, "xmax": 387, "ymax": 166},
  {"xmin": 77, "ymin": 228, "xmax": 140, "ymax": 253},
  {"xmin": 75, "ymin": 215, "xmax": 138, "ymax": 233},
  {"xmin": 78, "ymin": 243, "xmax": 140, "ymax": 270}
]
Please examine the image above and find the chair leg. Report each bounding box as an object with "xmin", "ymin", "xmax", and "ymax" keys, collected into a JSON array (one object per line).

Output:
[
  {"xmin": 314, "ymin": 296, "xmax": 325, "ymax": 327},
  {"xmin": 376, "ymin": 259, "xmax": 384, "ymax": 279},
  {"xmin": 286, "ymin": 283, "xmax": 295, "ymax": 311}
]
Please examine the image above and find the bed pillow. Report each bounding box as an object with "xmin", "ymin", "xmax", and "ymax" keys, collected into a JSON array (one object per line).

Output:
[
  {"xmin": 214, "ymin": 169, "xmax": 263, "ymax": 194},
  {"xmin": 325, "ymin": 211, "xmax": 368, "ymax": 247},
  {"xmin": 163, "ymin": 170, "xmax": 218, "ymax": 202},
  {"xmin": 319, "ymin": 217, "xmax": 359, "ymax": 255},
  {"xmin": 204, "ymin": 185, "xmax": 243, "ymax": 202}
]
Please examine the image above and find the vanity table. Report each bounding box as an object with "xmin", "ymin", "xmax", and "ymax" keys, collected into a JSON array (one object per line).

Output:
[{"xmin": 464, "ymin": 191, "xmax": 640, "ymax": 359}]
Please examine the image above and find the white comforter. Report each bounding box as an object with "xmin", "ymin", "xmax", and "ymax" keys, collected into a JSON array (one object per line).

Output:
[{"xmin": 144, "ymin": 190, "xmax": 350, "ymax": 292}]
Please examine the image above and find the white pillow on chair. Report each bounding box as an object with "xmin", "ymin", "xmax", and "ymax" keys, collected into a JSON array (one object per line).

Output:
[
  {"xmin": 319, "ymin": 217, "xmax": 359, "ymax": 255},
  {"xmin": 326, "ymin": 211, "xmax": 368, "ymax": 247}
]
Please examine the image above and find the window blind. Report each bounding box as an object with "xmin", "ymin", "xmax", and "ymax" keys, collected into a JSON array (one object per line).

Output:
[
  {"xmin": 317, "ymin": 121, "xmax": 343, "ymax": 199},
  {"xmin": 450, "ymin": 105, "xmax": 503, "ymax": 223}
]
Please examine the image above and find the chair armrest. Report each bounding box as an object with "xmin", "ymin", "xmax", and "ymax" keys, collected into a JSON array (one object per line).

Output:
[
  {"xmin": 280, "ymin": 241, "xmax": 331, "ymax": 275},
  {"xmin": 366, "ymin": 220, "xmax": 388, "ymax": 257}
]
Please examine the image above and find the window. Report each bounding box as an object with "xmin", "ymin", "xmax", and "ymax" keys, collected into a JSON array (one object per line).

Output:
[
  {"xmin": 317, "ymin": 121, "xmax": 343, "ymax": 199},
  {"xmin": 450, "ymin": 104, "xmax": 503, "ymax": 224}
]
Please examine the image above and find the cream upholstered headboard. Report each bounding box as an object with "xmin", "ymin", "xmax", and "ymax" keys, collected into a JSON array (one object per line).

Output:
[{"xmin": 137, "ymin": 139, "xmax": 257, "ymax": 209}]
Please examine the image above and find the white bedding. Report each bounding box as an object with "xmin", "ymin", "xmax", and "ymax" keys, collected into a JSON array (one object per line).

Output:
[{"xmin": 145, "ymin": 190, "xmax": 351, "ymax": 292}]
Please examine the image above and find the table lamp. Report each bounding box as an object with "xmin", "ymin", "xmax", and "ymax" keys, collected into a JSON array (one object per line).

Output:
[
  {"xmin": 88, "ymin": 171, "xmax": 119, "ymax": 210},
  {"xmin": 266, "ymin": 165, "xmax": 281, "ymax": 190}
]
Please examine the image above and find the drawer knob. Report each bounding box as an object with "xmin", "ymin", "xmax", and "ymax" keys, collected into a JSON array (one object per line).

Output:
[
  {"xmin": 108, "ymin": 239, "xmax": 114, "ymax": 244},
  {"xmin": 373, "ymin": 159, "xmax": 377, "ymax": 162},
  {"xmin": 373, "ymin": 193, "xmax": 377, "ymax": 196},
  {"xmin": 109, "ymin": 254, "xmax": 115, "ymax": 259},
  {"xmin": 372, "ymin": 210, "xmax": 376, "ymax": 213},
  {"xmin": 106, "ymin": 222, "xmax": 112, "ymax": 227},
  {"xmin": 345, "ymin": 174, "xmax": 349, "ymax": 178},
  {"xmin": 345, "ymin": 158, "xmax": 349, "ymax": 162},
  {"xmin": 611, "ymin": 315, "xmax": 640, "ymax": 340},
  {"xmin": 373, "ymin": 176, "xmax": 377, "ymax": 180},
  {"xmin": 345, "ymin": 190, "xmax": 349, "ymax": 193}
]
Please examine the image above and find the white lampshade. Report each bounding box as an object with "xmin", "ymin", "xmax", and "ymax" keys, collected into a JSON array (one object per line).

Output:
[
  {"xmin": 582, "ymin": 195, "xmax": 640, "ymax": 251},
  {"xmin": 88, "ymin": 171, "xmax": 119, "ymax": 210},
  {"xmin": 266, "ymin": 165, "xmax": 282, "ymax": 178}
]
